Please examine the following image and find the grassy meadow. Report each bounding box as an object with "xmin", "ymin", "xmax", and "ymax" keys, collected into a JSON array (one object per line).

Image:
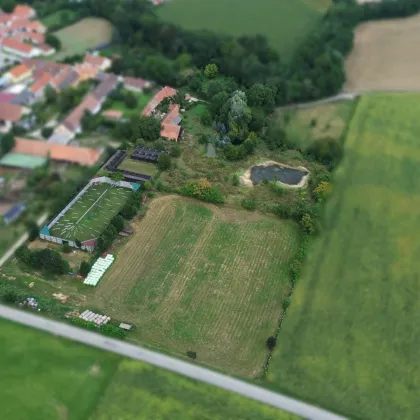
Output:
[
  {"xmin": 0, "ymin": 318, "xmax": 298, "ymax": 419},
  {"xmin": 52, "ymin": 18, "xmax": 113, "ymax": 61},
  {"xmin": 41, "ymin": 10, "xmax": 78, "ymax": 29},
  {"xmin": 268, "ymin": 94, "xmax": 420, "ymax": 419},
  {"xmin": 275, "ymin": 100, "xmax": 357, "ymax": 149},
  {"xmin": 92, "ymin": 196, "xmax": 299, "ymax": 376},
  {"xmin": 157, "ymin": 0, "xmax": 331, "ymax": 56}
]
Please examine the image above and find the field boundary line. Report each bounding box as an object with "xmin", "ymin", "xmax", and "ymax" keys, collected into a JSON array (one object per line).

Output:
[
  {"xmin": 0, "ymin": 304, "xmax": 347, "ymax": 420},
  {"xmin": 76, "ymin": 187, "xmax": 108, "ymax": 225}
]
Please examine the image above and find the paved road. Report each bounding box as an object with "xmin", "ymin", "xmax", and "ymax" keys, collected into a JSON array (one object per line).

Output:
[
  {"xmin": 0, "ymin": 212, "xmax": 48, "ymax": 267},
  {"xmin": 0, "ymin": 305, "xmax": 347, "ymax": 420}
]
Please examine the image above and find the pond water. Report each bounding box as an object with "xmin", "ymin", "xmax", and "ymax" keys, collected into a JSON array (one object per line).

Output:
[{"xmin": 250, "ymin": 165, "xmax": 307, "ymax": 186}]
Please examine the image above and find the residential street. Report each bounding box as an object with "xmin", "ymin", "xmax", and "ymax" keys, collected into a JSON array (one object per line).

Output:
[
  {"xmin": 0, "ymin": 304, "xmax": 347, "ymax": 420},
  {"xmin": 0, "ymin": 212, "xmax": 48, "ymax": 267}
]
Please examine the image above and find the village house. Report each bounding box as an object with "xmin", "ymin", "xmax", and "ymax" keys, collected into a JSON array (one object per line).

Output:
[
  {"xmin": 1, "ymin": 37, "xmax": 39, "ymax": 58},
  {"xmin": 0, "ymin": 103, "xmax": 23, "ymax": 133},
  {"xmin": 124, "ymin": 76, "xmax": 152, "ymax": 93},
  {"xmin": 4, "ymin": 63, "xmax": 32, "ymax": 84},
  {"xmin": 84, "ymin": 53, "xmax": 112, "ymax": 72}
]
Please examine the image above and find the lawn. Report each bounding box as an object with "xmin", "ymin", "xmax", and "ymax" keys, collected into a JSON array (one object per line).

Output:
[
  {"xmin": 41, "ymin": 9, "xmax": 78, "ymax": 29},
  {"xmin": 118, "ymin": 158, "xmax": 157, "ymax": 176},
  {"xmin": 268, "ymin": 94, "xmax": 420, "ymax": 419},
  {"xmin": 49, "ymin": 182, "xmax": 131, "ymax": 242},
  {"xmin": 91, "ymin": 196, "xmax": 299, "ymax": 376},
  {"xmin": 107, "ymin": 92, "xmax": 153, "ymax": 118},
  {"xmin": 274, "ymin": 100, "xmax": 357, "ymax": 149},
  {"xmin": 0, "ymin": 318, "xmax": 297, "ymax": 420},
  {"xmin": 157, "ymin": 0, "xmax": 331, "ymax": 57},
  {"xmin": 52, "ymin": 18, "xmax": 113, "ymax": 61}
]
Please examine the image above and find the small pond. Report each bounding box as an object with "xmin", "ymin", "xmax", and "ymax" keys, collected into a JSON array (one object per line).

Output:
[{"xmin": 250, "ymin": 164, "xmax": 308, "ymax": 186}]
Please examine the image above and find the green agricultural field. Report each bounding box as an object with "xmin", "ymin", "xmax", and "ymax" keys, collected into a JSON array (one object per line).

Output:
[
  {"xmin": 269, "ymin": 94, "xmax": 420, "ymax": 419},
  {"xmin": 0, "ymin": 319, "xmax": 298, "ymax": 419},
  {"xmin": 52, "ymin": 18, "xmax": 113, "ymax": 61},
  {"xmin": 118, "ymin": 158, "xmax": 157, "ymax": 176},
  {"xmin": 92, "ymin": 196, "xmax": 299, "ymax": 376},
  {"xmin": 275, "ymin": 100, "xmax": 357, "ymax": 149},
  {"xmin": 92, "ymin": 359, "xmax": 299, "ymax": 420},
  {"xmin": 157, "ymin": 0, "xmax": 331, "ymax": 56},
  {"xmin": 0, "ymin": 319, "xmax": 120, "ymax": 420},
  {"xmin": 49, "ymin": 182, "xmax": 132, "ymax": 242}
]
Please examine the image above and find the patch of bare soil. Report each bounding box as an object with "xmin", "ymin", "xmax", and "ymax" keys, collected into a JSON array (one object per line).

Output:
[{"xmin": 345, "ymin": 14, "xmax": 420, "ymax": 91}]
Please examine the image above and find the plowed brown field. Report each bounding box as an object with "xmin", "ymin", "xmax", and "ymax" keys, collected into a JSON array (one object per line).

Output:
[
  {"xmin": 90, "ymin": 196, "xmax": 299, "ymax": 376},
  {"xmin": 345, "ymin": 14, "xmax": 420, "ymax": 92}
]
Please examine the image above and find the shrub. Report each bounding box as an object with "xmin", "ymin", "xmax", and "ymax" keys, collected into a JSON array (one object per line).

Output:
[
  {"xmin": 282, "ymin": 296, "xmax": 291, "ymax": 311},
  {"xmin": 41, "ymin": 127, "xmax": 53, "ymax": 139},
  {"xmin": 180, "ymin": 179, "xmax": 224, "ymax": 204},
  {"xmin": 62, "ymin": 243, "xmax": 72, "ymax": 254},
  {"xmin": 241, "ymin": 196, "xmax": 257, "ymax": 211},
  {"xmin": 266, "ymin": 336, "xmax": 277, "ymax": 350},
  {"xmin": 71, "ymin": 318, "xmax": 96, "ymax": 330},
  {"xmin": 186, "ymin": 350, "xmax": 197, "ymax": 360},
  {"xmin": 157, "ymin": 154, "xmax": 171, "ymax": 171},
  {"xmin": 170, "ymin": 144, "xmax": 182, "ymax": 158},
  {"xmin": 232, "ymin": 173, "xmax": 240, "ymax": 186},
  {"xmin": 100, "ymin": 324, "xmax": 126, "ymax": 339},
  {"xmin": 143, "ymin": 181, "xmax": 152, "ymax": 190},
  {"xmin": 307, "ymin": 137, "xmax": 343, "ymax": 166},
  {"xmin": 300, "ymin": 213, "xmax": 315, "ymax": 235},
  {"xmin": 79, "ymin": 261, "xmax": 91, "ymax": 277},
  {"xmin": 313, "ymin": 181, "xmax": 332, "ymax": 202},
  {"xmin": 25, "ymin": 220, "xmax": 39, "ymax": 242},
  {"xmin": 124, "ymin": 92, "xmax": 137, "ymax": 109}
]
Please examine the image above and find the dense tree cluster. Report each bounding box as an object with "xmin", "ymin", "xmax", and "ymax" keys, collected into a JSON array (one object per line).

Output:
[{"xmin": 16, "ymin": 245, "xmax": 70, "ymax": 275}]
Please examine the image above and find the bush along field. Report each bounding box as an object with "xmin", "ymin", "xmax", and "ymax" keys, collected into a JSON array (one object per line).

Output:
[{"xmin": 268, "ymin": 93, "xmax": 420, "ymax": 420}]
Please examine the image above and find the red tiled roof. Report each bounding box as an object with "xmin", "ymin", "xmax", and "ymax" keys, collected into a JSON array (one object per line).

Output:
[
  {"xmin": 13, "ymin": 137, "xmax": 102, "ymax": 166},
  {"xmin": 142, "ymin": 86, "xmax": 177, "ymax": 116},
  {"xmin": 161, "ymin": 123, "xmax": 181, "ymax": 140},
  {"xmin": 2, "ymin": 37, "xmax": 34, "ymax": 54},
  {"xmin": 0, "ymin": 14, "xmax": 11, "ymax": 25},
  {"xmin": 0, "ymin": 103, "xmax": 22, "ymax": 122},
  {"xmin": 0, "ymin": 93, "xmax": 15, "ymax": 104},
  {"xmin": 8, "ymin": 63, "xmax": 31, "ymax": 78},
  {"xmin": 14, "ymin": 31, "xmax": 45, "ymax": 44},
  {"xmin": 13, "ymin": 5, "xmax": 35, "ymax": 19},
  {"xmin": 124, "ymin": 76, "xmax": 150, "ymax": 89},
  {"xmin": 38, "ymin": 43, "xmax": 54, "ymax": 53},
  {"xmin": 62, "ymin": 95, "xmax": 99, "ymax": 132},
  {"xmin": 24, "ymin": 20, "xmax": 44, "ymax": 33},
  {"xmin": 84, "ymin": 53, "xmax": 109, "ymax": 68},
  {"xmin": 30, "ymin": 72, "xmax": 52, "ymax": 93},
  {"xmin": 102, "ymin": 110, "xmax": 123, "ymax": 119}
]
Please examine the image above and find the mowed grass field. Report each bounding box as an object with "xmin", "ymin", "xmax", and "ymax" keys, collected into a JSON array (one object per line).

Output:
[
  {"xmin": 345, "ymin": 14, "xmax": 420, "ymax": 91},
  {"xmin": 92, "ymin": 196, "xmax": 299, "ymax": 376},
  {"xmin": 0, "ymin": 319, "xmax": 298, "ymax": 420},
  {"xmin": 52, "ymin": 18, "xmax": 113, "ymax": 61},
  {"xmin": 50, "ymin": 183, "xmax": 131, "ymax": 242},
  {"xmin": 157, "ymin": 0, "xmax": 331, "ymax": 56},
  {"xmin": 269, "ymin": 94, "xmax": 420, "ymax": 419},
  {"xmin": 118, "ymin": 158, "xmax": 157, "ymax": 176},
  {"xmin": 275, "ymin": 100, "xmax": 356, "ymax": 149}
]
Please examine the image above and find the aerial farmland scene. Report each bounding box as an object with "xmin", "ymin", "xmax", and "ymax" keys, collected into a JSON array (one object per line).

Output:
[{"xmin": 0, "ymin": 0, "xmax": 419, "ymax": 419}]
